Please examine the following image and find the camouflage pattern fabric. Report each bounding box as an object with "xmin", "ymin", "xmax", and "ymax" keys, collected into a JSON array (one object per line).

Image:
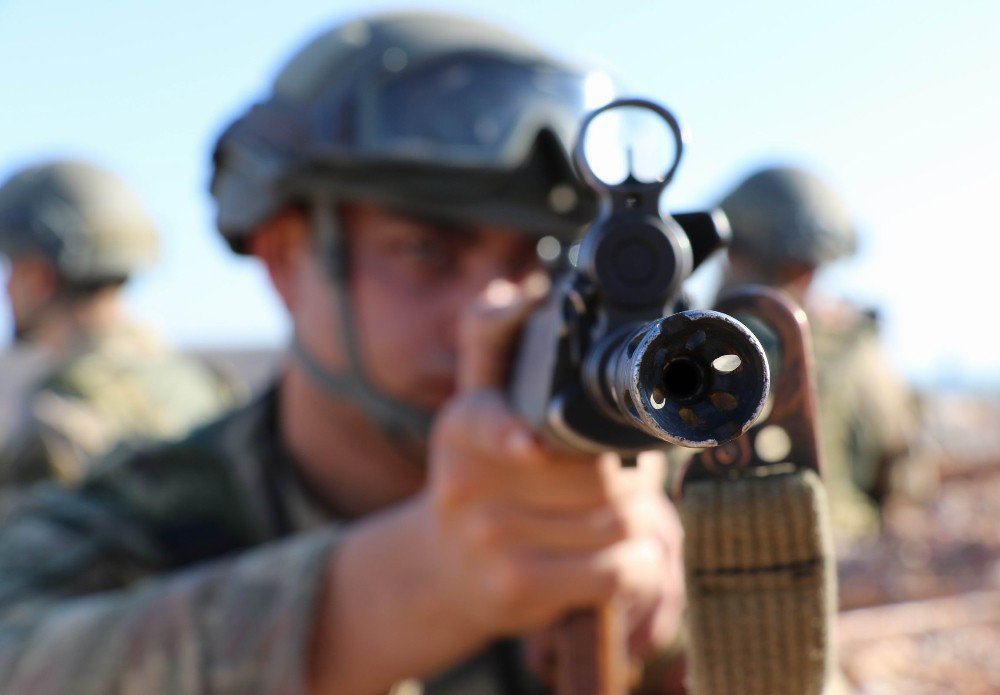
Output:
[
  {"xmin": 0, "ymin": 388, "xmax": 544, "ymax": 694},
  {"xmin": 808, "ymin": 300, "xmax": 917, "ymax": 542},
  {"xmin": 0, "ymin": 321, "xmax": 241, "ymax": 490}
]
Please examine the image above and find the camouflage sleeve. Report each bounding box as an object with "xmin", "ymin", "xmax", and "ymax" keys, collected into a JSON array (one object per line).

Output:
[
  {"xmin": 0, "ymin": 389, "xmax": 110, "ymax": 488},
  {"xmin": 853, "ymin": 334, "xmax": 916, "ymax": 455},
  {"xmin": 0, "ymin": 487, "xmax": 340, "ymax": 694},
  {"xmin": 846, "ymin": 334, "xmax": 917, "ymax": 496},
  {"xmin": 0, "ymin": 423, "xmax": 54, "ymax": 488}
]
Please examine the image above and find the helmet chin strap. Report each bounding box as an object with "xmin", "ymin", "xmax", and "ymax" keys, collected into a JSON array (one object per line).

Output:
[{"xmin": 289, "ymin": 201, "xmax": 434, "ymax": 463}]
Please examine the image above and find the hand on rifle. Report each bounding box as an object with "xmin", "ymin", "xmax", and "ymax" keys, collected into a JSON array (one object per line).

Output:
[
  {"xmin": 425, "ymin": 277, "xmax": 686, "ymax": 657},
  {"xmin": 310, "ymin": 277, "xmax": 684, "ymax": 694}
]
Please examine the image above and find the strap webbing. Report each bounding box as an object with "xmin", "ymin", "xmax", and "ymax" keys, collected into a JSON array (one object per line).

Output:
[
  {"xmin": 292, "ymin": 201, "xmax": 433, "ymax": 456},
  {"xmin": 681, "ymin": 469, "xmax": 836, "ymax": 695}
]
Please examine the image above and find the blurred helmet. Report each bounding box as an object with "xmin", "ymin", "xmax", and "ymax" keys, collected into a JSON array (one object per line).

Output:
[
  {"xmin": 719, "ymin": 165, "xmax": 858, "ymax": 268},
  {"xmin": 0, "ymin": 160, "xmax": 158, "ymax": 284},
  {"xmin": 210, "ymin": 11, "xmax": 616, "ymax": 251}
]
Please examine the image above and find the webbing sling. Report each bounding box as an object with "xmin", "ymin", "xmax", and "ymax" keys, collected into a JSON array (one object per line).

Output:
[{"xmin": 678, "ymin": 287, "xmax": 837, "ymax": 695}]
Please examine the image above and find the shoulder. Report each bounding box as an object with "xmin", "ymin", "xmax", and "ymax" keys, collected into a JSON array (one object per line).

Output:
[
  {"xmin": 0, "ymin": 388, "xmax": 104, "ymax": 485},
  {"xmin": 807, "ymin": 295, "xmax": 877, "ymax": 340},
  {"xmin": 0, "ymin": 349, "xmax": 114, "ymax": 484},
  {"xmin": 76, "ymin": 392, "xmax": 282, "ymax": 563},
  {"xmin": 53, "ymin": 322, "xmax": 237, "ymax": 397},
  {"xmin": 0, "ymin": 390, "xmax": 284, "ymax": 600},
  {"xmin": 806, "ymin": 296, "xmax": 881, "ymax": 364},
  {"xmin": 40, "ymin": 324, "xmax": 245, "ymax": 442}
]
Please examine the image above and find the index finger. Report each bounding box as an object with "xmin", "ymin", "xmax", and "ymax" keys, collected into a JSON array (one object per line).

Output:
[{"xmin": 457, "ymin": 273, "xmax": 549, "ymax": 392}]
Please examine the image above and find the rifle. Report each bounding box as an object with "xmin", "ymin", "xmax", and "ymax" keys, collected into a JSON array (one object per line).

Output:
[{"xmin": 509, "ymin": 98, "xmax": 771, "ymax": 694}]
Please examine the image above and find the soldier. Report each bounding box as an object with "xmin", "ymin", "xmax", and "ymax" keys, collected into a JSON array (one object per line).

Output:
[
  {"xmin": 0, "ymin": 159, "xmax": 241, "ymax": 489},
  {"xmin": 718, "ymin": 164, "xmax": 918, "ymax": 543},
  {"xmin": 0, "ymin": 12, "xmax": 684, "ymax": 693}
]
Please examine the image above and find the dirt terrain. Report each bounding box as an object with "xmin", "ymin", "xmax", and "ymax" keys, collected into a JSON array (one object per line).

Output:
[{"xmin": 837, "ymin": 391, "xmax": 1000, "ymax": 693}]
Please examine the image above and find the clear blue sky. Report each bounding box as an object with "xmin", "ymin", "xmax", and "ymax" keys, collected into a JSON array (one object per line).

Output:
[{"xmin": 1, "ymin": 0, "xmax": 997, "ymax": 387}]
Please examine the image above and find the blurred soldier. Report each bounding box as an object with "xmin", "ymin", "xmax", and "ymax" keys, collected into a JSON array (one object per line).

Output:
[
  {"xmin": 719, "ymin": 164, "xmax": 918, "ymax": 543},
  {"xmin": 0, "ymin": 159, "xmax": 241, "ymax": 488},
  {"xmin": 0, "ymin": 13, "xmax": 684, "ymax": 693}
]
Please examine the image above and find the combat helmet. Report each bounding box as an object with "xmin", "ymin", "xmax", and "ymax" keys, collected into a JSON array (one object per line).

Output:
[
  {"xmin": 0, "ymin": 160, "xmax": 158, "ymax": 285},
  {"xmin": 209, "ymin": 11, "xmax": 616, "ymax": 454},
  {"xmin": 210, "ymin": 11, "xmax": 616, "ymax": 251},
  {"xmin": 719, "ymin": 165, "xmax": 857, "ymax": 268}
]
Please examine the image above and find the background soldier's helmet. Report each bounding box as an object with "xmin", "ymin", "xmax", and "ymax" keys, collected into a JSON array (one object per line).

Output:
[
  {"xmin": 210, "ymin": 11, "xmax": 616, "ymax": 251},
  {"xmin": 719, "ymin": 165, "xmax": 858, "ymax": 268},
  {"xmin": 0, "ymin": 160, "xmax": 158, "ymax": 284}
]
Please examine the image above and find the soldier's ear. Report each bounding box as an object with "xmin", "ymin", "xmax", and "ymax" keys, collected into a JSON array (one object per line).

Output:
[{"xmin": 247, "ymin": 208, "xmax": 312, "ymax": 310}]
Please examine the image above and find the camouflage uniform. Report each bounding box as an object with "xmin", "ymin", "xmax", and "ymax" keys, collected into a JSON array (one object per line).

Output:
[
  {"xmin": 719, "ymin": 165, "xmax": 918, "ymax": 541},
  {"xmin": 0, "ymin": 321, "xmax": 239, "ymax": 487},
  {"xmin": 0, "ymin": 160, "xmax": 241, "ymax": 493},
  {"xmin": 808, "ymin": 300, "xmax": 916, "ymax": 540},
  {"xmin": 0, "ymin": 388, "xmax": 543, "ymax": 694}
]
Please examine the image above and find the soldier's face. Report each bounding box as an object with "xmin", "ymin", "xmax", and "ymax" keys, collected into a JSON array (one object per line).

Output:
[
  {"xmin": 341, "ymin": 203, "xmax": 542, "ymax": 411},
  {"xmin": 3, "ymin": 255, "xmax": 59, "ymax": 342}
]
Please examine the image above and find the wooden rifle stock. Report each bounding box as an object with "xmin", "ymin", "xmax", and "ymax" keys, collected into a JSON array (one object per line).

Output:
[{"xmin": 554, "ymin": 601, "xmax": 629, "ymax": 695}]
